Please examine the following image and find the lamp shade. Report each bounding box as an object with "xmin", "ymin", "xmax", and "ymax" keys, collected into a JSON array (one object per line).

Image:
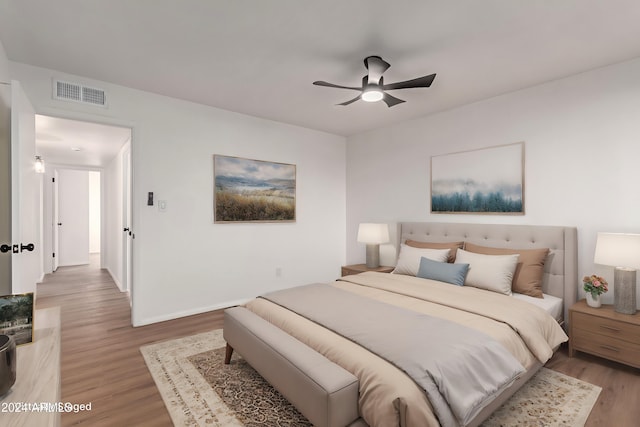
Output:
[
  {"xmin": 357, "ymin": 223, "xmax": 390, "ymax": 244},
  {"xmin": 34, "ymin": 156, "xmax": 45, "ymax": 174},
  {"xmin": 594, "ymin": 232, "xmax": 640, "ymax": 270}
]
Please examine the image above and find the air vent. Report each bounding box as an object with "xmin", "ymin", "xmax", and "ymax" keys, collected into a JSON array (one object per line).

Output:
[
  {"xmin": 56, "ymin": 81, "xmax": 81, "ymax": 101},
  {"xmin": 53, "ymin": 79, "xmax": 107, "ymax": 107},
  {"xmin": 82, "ymin": 86, "xmax": 106, "ymax": 105}
]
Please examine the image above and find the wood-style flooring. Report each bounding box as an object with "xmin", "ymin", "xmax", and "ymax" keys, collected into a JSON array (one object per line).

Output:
[
  {"xmin": 36, "ymin": 258, "xmax": 639, "ymax": 426},
  {"xmin": 36, "ymin": 257, "xmax": 223, "ymax": 426}
]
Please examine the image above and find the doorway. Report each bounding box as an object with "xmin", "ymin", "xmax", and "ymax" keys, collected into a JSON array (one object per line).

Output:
[
  {"xmin": 52, "ymin": 168, "xmax": 101, "ymax": 268},
  {"xmin": 36, "ymin": 115, "xmax": 133, "ymax": 298}
]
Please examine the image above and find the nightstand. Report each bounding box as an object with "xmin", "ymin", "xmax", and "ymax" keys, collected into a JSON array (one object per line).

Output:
[
  {"xmin": 569, "ymin": 299, "xmax": 640, "ymax": 368},
  {"xmin": 341, "ymin": 264, "xmax": 394, "ymax": 277}
]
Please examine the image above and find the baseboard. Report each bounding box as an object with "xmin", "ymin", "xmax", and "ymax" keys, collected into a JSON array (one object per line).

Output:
[
  {"xmin": 105, "ymin": 267, "xmax": 124, "ymax": 292},
  {"xmin": 58, "ymin": 260, "xmax": 90, "ymax": 267},
  {"xmin": 133, "ymin": 298, "xmax": 251, "ymax": 327}
]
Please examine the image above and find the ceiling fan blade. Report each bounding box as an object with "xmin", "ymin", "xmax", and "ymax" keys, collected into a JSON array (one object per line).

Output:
[
  {"xmin": 337, "ymin": 95, "xmax": 362, "ymax": 106},
  {"xmin": 383, "ymin": 73, "xmax": 436, "ymax": 91},
  {"xmin": 382, "ymin": 93, "xmax": 405, "ymax": 108},
  {"xmin": 313, "ymin": 81, "xmax": 362, "ymax": 91},
  {"xmin": 364, "ymin": 56, "xmax": 390, "ymax": 85}
]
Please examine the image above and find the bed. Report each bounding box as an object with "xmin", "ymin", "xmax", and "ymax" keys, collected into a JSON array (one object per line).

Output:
[{"xmin": 224, "ymin": 222, "xmax": 578, "ymax": 427}]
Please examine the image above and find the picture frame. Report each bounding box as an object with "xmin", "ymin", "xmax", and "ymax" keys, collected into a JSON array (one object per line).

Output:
[
  {"xmin": 430, "ymin": 142, "xmax": 524, "ymax": 214},
  {"xmin": 214, "ymin": 155, "xmax": 296, "ymax": 223},
  {"xmin": 0, "ymin": 292, "xmax": 34, "ymax": 346}
]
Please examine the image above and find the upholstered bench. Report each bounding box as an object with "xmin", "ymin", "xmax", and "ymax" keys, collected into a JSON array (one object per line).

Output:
[{"xmin": 223, "ymin": 306, "xmax": 361, "ymax": 427}]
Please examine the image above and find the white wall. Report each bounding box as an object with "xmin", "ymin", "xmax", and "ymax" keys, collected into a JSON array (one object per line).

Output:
[
  {"xmin": 89, "ymin": 171, "xmax": 100, "ymax": 253},
  {"xmin": 10, "ymin": 61, "xmax": 347, "ymax": 326},
  {"xmin": 0, "ymin": 40, "xmax": 8, "ymax": 80},
  {"xmin": 0, "ymin": 40, "xmax": 12, "ymax": 294},
  {"xmin": 346, "ymin": 57, "xmax": 640, "ymax": 307}
]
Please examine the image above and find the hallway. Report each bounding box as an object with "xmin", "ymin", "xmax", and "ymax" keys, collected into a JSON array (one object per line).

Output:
[{"xmin": 36, "ymin": 258, "xmax": 224, "ymax": 426}]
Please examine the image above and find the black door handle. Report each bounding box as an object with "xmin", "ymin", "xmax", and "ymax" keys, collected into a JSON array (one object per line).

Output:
[
  {"xmin": 1, "ymin": 243, "xmax": 35, "ymax": 253},
  {"xmin": 123, "ymin": 227, "xmax": 130, "ymax": 232},
  {"xmin": 21, "ymin": 243, "xmax": 35, "ymax": 252},
  {"xmin": 57, "ymin": 222, "xmax": 62, "ymax": 226}
]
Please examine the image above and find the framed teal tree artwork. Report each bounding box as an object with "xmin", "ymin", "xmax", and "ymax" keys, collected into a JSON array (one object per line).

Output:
[{"xmin": 431, "ymin": 142, "xmax": 524, "ymax": 214}]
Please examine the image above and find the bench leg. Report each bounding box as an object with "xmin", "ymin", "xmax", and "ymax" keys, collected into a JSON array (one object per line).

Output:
[{"xmin": 224, "ymin": 343, "xmax": 234, "ymax": 364}]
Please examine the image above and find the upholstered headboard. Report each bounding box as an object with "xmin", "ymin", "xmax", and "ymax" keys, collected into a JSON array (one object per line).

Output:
[{"xmin": 397, "ymin": 222, "xmax": 578, "ymax": 325}]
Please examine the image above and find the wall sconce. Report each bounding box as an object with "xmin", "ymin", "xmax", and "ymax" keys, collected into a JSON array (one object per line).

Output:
[
  {"xmin": 34, "ymin": 156, "xmax": 45, "ymax": 174},
  {"xmin": 357, "ymin": 223, "xmax": 390, "ymax": 268},
  {"xmin": 594, "ymin": 232, "xmax": 640, "ymax": 314}
]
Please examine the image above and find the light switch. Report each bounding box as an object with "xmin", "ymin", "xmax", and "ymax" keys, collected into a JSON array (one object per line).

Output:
[{"xmin": 158, "ymin": 200, "xmax": 167, "ymax": 212}]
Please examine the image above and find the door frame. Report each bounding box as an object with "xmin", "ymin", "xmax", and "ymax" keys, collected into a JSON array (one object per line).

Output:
[
  {"xmin": 53, "ymin": 167, "xmax": 93, "ymax": 267},
  {"xmin": 35, "ymin": 108, "xmax": 136, "ymax": 322}
]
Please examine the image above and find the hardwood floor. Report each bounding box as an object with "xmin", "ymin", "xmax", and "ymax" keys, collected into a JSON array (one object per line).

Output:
[
  {"xmin": 36, "ymin": 256, "xmax": 223, "ymax": 426},
  {"xmin": 546, "ymin": 343, "xmax": 640, "ymax": 427},
  {"xmin": 36, "ymin": 258, "xmax": 639, "ymax": 426}
]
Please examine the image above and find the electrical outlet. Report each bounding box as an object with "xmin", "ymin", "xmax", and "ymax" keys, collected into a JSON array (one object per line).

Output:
[
  {"xmin": 275, "ymin": 267, "xmax": 282, "ymax": 277},
  {"xmin": 158, "ymin": 200, "xmax": 167, "ymax": 212}
]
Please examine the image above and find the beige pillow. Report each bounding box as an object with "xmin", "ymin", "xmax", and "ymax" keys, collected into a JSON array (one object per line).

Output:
[
  {"xmin": 405, "ymin": 240, "xmax": 464, "ymax": 263},
  {"xmin": 392, "ymin": 244, "xmax": 450, "ymax": 276},
  {"xmin": 454, "ymin": 249, "xmax": 519, "ymax": 295},
  {"xmin": 463, "ymin": 242, "xmax": 550, "ymax": 298}
]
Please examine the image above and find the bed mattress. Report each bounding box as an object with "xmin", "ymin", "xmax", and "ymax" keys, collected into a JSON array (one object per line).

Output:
[
  {"xmin": 512, "ymin": 292, "xmax": 563, "ymax": 322},
  {"xmin": 245, "ymin": 272, "xmax": 568, "ymax": 427}
]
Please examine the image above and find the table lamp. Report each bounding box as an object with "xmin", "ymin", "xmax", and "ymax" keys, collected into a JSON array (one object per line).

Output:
[
  {"xmin": 357, "ymin": 223, "xmax": 390, "ymax": 268},
  {"xmin": 594, "ymin": 232, "xmax": 640, "ymax": 314}
]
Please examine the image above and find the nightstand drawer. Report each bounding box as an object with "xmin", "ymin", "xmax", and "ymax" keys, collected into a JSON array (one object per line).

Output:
[
  {"xmin": 572, "ymin": 311, "xmax": 640, "ymax": 343},
  {"xmin": 572, "ymin": 328, "xmax": 640, "ymax": 368}
]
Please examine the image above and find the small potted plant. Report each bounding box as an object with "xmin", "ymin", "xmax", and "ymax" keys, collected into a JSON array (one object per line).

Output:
[{"xmin": 583, "ymin": 275, "xmax": 608, "ymax": 308}]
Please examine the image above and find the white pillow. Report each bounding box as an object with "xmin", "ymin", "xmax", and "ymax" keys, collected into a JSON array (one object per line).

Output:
[
  {"xmin": 392, "ymin": 244, "xmax": 450, "ymax": 276},
  {"xmin": 454, "ymin": 249, "xmax": 519, "ymax": 295}
]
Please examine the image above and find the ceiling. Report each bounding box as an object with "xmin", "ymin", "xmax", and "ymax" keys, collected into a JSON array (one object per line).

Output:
[
  {"xmin": 35, "ymin": 115, "xmax": 130, "ymax": 168},
  {"xmin": 2, "ymin": 1, "xmax": 640, "ymax": 137}
]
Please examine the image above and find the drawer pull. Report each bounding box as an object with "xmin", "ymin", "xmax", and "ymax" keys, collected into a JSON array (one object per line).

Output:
[
  {"xmin": 599, "ymin": 325, "xmax": 621, "ymax": 332},
  {"xmin": 599, "ymin": 345, "xmax": 620, "ymax": 353}
]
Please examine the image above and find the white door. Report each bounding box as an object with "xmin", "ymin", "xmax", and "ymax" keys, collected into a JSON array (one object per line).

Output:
[
  {"xmin": 122, "ymin": 147, "xmax": 132, "ymax": 295},
  {"xmin": 57, "ymin": 169, "xmax": 90, "ymax": 266},
  {"xmin": 52, "ymin": 170, "xmax": 59, "ymax": 271},
  {"xmin": 10, "ymin": 80, "xmax": 39, "ymax": 295}
]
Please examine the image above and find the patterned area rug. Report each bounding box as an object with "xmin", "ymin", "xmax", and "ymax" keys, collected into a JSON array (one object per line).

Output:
[{"xmin": 140, "ymin": 330, "xmax": 601, "ymax": 427}]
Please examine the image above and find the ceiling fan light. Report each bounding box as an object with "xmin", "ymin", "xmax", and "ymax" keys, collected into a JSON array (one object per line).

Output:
[{"xmin": 361, "ymin": 88, "xmax": 384, "ymax": 103}]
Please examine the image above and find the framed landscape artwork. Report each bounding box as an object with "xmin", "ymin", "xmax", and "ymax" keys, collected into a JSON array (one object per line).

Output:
[
  {"xmin": 214, "ymin": 155, "xmax": 296, "ymax": 223},
  {"xmin": 431, "ymin": 142, "xmax": 524, "ymax": 214},
  {"xmin": 0, "ymin": 292, "xmax": 34, "ymax": 346}
]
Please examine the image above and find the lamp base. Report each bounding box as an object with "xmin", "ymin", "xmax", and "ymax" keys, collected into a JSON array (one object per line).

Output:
[
  {"xmin": 365, "ymin": 244, "xmax": 380, "ymax": 268},
  {"xmin": 614, "ymin": 267, "xmax": 637, "ymax": 315}
]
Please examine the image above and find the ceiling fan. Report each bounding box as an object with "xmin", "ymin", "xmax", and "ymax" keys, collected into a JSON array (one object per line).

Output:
[{"xmin": 313, "ymin": 56, "xmax": 436, "ymax": 107}]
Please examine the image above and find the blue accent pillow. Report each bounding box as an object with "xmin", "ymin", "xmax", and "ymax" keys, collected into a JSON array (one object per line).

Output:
[{"xmin": 417, "ymin": 256, "xmax": 469, "ymax": 286}]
